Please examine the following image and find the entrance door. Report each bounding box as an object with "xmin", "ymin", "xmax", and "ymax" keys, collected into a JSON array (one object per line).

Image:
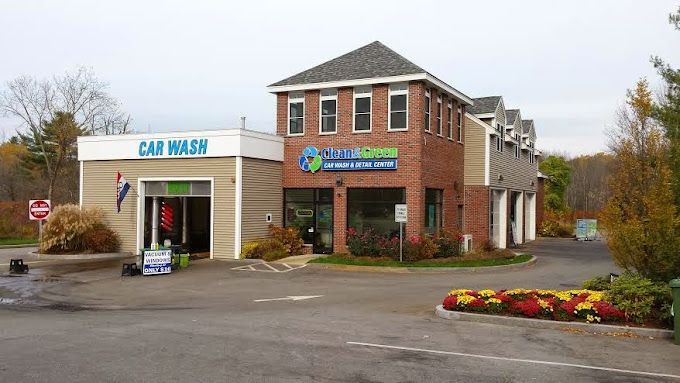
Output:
[{"xmin": 284, "ymin": 189, "xmax": 333, "ymax": 254}]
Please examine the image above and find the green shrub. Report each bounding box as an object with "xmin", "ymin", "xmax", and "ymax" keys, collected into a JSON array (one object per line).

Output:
[
  {"xmin": 262, "ymin": 248, "xmax": 290, "ymax": 262},
  {"xmin": 269, "ymin": 225, "xmax": 303, "ymax": 256},
  {"xmin": 581, "ymin": 275, "xmax": 611, "ymax": 291},
  {"xmin": 539, "ymin": 220, "xmax": 573, "ymax": 238},
  {"xmin": 605, "ymin": 272, "xmax": 672, "ymax": 324},
  {"xmin": 81, "ymin": 224, "xmax": 120, "ymax": 253},
  {"xmin": 434, "ymin": 230, "xmax": 462, "ymax": 258},
  {"xmin": 240, "ymin": 238, "xmax": 287, "ymax": 259},
  {"xmin": 402, "ymin": 235, "xmax": 438, "ymax": 262},
  {"xmin": 40, "ymin": 204, "xmax": 106, "ymax": 253}
]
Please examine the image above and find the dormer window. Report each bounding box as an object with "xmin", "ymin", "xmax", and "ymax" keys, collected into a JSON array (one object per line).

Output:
[{"xmin": 495, "ymin": 123, "xmax": 504, "ymax": 152}]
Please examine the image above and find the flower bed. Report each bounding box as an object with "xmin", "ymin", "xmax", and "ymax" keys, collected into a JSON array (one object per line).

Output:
[{"xmin": 442, "ymin": 288, "xmax": 625, "ymax": 324}]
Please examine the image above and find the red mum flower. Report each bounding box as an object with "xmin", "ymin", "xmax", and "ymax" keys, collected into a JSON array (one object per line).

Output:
[
  {"xmin": 443, "ymin": 295, "xmax": 457, "ymax": 310},
  {"xmin": 347, "ymin": 227, "xmax": 357, "ymax": 237},
  {"xmin": 493, "ymin": 293, "xmax": 512, "ymax": 303},
  {"xmin": 511, "ymin": 299, "xmax": 541, "ymax": 317},
  {"xmin": 467, "ymin": 298, "xmax": 487, "ymax": 308},
  {"xmin": 593, "ymin": 301, "xmax": 625, "ymax": 320}
]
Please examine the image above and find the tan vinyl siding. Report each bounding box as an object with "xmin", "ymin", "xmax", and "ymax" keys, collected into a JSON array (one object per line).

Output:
[
  {"xmin": 489, "ymin": 133, "xmax": 538, "ymax": 192},
  {"xmin": 241, "ymin": 158, "xmax": 283, "ymax": 247},
  {"xmin": 81, "ymin": 157, "xmax": 236, "ymax": 258},
  {"xmin": 464, "ymin": 115, "xmax": 486, "ymax": 186}
]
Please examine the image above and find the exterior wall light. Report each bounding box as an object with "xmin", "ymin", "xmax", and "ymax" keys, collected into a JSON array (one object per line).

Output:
[{"xmin": 335, "ymin": 174, "xmax": 343, "ymax": 187}]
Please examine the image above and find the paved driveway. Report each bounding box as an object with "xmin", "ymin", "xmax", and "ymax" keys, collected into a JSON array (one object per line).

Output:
[{"xmin": 2, "ymin": 238, "xmax": 677, "ymax": 383}]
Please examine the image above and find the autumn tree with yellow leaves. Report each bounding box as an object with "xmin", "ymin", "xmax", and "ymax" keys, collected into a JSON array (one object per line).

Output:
[{"xmin": 601, "ymin": 79, "xmax": 680, "ymax": 281}]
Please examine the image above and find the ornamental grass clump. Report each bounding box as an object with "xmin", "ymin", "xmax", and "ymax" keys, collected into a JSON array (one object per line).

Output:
[{"xmin": 40, "ymin": 204, "xmax": 120, "ymax": 254}]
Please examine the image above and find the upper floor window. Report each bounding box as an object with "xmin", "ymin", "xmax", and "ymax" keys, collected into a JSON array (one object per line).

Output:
[
  {"xmin": 457, "ymin": 106, "xmax": 463, "ymax": 143},
  {"xmin": 388, "ymin": 83, "xmax": 408, "ymax": 130},
  {"xmin": 514, "ymin": 143, "xmax": 520, "ymax": 159},
  {"xmin": 320, "ymin": 89, "xmax": 337, "ymax": 134},
  {"xmin": 495, "ymin": 123, "xmax": 504, "ymax": 152},
  {"xmin": 447, "ymin": 102, "xmax": 453, "ymax": 139},
  {"xmin": 436, "ymin": 96, "xmax": 443, "ymax": 136},
  {"xmin": 529, "ymin": 141, "xmax": 536, "ymax": 164},
  {"xmin": 424, "ymin": 89, "xmax": 431, "ymax": 132},
  {"xmin": 288, "ymin": 92, "xmax": 304, "ymax": 135},
  {"xmin": 353, "ymin": 86, "xmax": 372, "ymax": 132}
]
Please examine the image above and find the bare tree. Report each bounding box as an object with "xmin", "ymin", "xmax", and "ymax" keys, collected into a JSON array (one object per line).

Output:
[
  {"xmin": 0, "ymin": 67, "xmax": 132, "ymax": 201},
  {"xmin": 0, "ymin": 67, "xmax": 132, "ymax": 136}
]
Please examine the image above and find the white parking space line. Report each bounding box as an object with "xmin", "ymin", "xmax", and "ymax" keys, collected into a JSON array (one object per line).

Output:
[
  {"xmin": 347, "ymin": 341, "xmax": 680, "ymax": 380},
  {"xmin": 230, "ymin": 262, "xmax": 307, "ymax": 273}
]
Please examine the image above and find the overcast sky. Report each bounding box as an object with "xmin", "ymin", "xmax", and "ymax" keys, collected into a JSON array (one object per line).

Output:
[{"xmin": 1, "ymin": 0, "xmax": 678, "ymax": 155}]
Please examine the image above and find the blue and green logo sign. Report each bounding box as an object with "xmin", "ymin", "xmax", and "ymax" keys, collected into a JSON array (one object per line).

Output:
[{"xmin": 298, "ymin": 145, "xmax": 398, "ymax": 173}]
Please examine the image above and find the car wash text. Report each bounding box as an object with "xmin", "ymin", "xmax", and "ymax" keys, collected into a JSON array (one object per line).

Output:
[{"xmin": 138, "ymin": 139, "xmax": 208, "ymax": 157}]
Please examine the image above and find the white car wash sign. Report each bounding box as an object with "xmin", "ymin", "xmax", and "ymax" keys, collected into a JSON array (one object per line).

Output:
[
  {"xmin": 143, "ymin": 249, "xmax": 172, "ymax": 275},
  {"xmin": 138, "ymin": 138, "xmax": 208, "ymax": 157}
]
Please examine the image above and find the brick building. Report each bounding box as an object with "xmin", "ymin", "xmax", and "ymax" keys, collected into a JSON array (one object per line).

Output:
[
  {"xmin": 463, "ymin": 96, "xmax": 543, "ymax": 248},
  {"xmin": 268, "ymin": 41, "xmax": 473, "ymax": 253}
]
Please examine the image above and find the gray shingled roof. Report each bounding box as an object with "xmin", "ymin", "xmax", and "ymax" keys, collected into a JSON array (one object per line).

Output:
[
  {"xmin": 468, "ymin": 96, "xmax": 501, "ymax": 115},
  {"xmin": 269, "ymin": 41, "xmax": 425, "ymax": 87},
  {"xmin": 506, "ymin": 109, "xmax": 520, "ymax": 125},
  {"xmin": 522, "ymin": 119, "xmax": 534, "ymax": 134}
]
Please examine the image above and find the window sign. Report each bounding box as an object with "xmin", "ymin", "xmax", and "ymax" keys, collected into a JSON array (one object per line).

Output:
[{"xmin": 299, "ymin": 145, "xmax": 398, "ymax": 173}]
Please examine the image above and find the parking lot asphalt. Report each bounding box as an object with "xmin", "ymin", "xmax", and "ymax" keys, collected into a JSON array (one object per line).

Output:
[{"xmin": 2, "ymin": 238, "xmax": 679, "ymax": 382}]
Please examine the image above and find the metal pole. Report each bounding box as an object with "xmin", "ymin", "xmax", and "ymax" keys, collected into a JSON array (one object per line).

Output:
[
  {"xmin": 181, "ymin": 197, "xmax": 188, "ymax": 245},
  {"xmin": 399, "ymin": 222, "xmax": 403, "ymax": 262},
  {"xmin": 151, "ymin": 196, "xmax": 160, "ymax": 246},
  {"xmin": 38, "ymin": 220, "xmax": 43, "ymax": 246}
]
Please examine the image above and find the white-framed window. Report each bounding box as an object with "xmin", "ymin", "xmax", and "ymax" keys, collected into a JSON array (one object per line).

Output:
[
  {"xmin": 424, "ymin": 89, "xmax": 431, "ymax": 132},
  {"xmin": 319, "ymin": 89, "xmax": 337, "ymax": 134},
  {"xmin": 457, "ymin": 106, "xmax": 463, "ymax": 143},
  {"xmin": 495, "ymin": 123, "xmax": 504, "ymax": 152},
  {"xmin": 436, "ymin": 96, "xmax": 443, "ymax": 136},
  {"xmin": 514, "ymin": 143, "xmax": 520, "ymax": 159},
  {"xmin": 447, "ymin": 102, "xmax": 453, "ymax": 139},
  {"xmin": 288, "ymin": 92, "xmax": 304, "ymax": 135},
  {"xmin": 529, "ymin": 141, "xmax": 536, "ymax": 164},
  {"xmin": 353, "ymin": 86, "xmax": 372, "ymax": 132},
  {"xmin": 388, "ymin": 83, "xmax": 408, "ymax": 131}
]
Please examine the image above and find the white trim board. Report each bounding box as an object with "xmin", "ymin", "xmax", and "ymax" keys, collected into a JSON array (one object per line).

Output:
[
  {"xmin": 268, "ymin": 73, "xmax": 474, "ymax": 106},
  {"xmin": 136, "ymin": 177, "xmax": 215, "ymax": 259}
]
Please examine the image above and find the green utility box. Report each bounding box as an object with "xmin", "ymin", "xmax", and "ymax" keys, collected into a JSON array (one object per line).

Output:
[{"xmin": 671, "ymin": 279, "xmax": 680, "ymax": 345}]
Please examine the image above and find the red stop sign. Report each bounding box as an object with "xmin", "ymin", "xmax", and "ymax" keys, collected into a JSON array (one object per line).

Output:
[{"xmin": 29, "ymin": 199, "xmax": 51, "ymax": 220}]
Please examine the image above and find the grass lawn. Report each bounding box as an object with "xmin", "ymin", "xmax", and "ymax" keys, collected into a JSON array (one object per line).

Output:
[
  {"xmin": 309, "ymin": 253, "xmax": 533, "ymax": 268},
  {"xmin": 0, "ymin": 238, "xmax": 38, "ymax": 246}
]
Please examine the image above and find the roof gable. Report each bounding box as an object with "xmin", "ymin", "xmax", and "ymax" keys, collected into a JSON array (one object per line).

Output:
[
  {"xmin": 506, "ymin": 109, "xmax": 520, "ymax": 126},
  {"xmin": 469, "ymin": 96, "xmax": 501, "ymax": 115},
  {"xmin": 269, "ymin": 41, "xmax": 425, "ymax": 87}
]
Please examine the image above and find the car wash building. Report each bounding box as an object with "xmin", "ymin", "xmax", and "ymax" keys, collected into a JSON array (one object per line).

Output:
[
  {"xmin": 269, "ymin": 41, "xmax": 473, "ymax": 253},
  {"xmin": 77, "ymin": 129, "xmax": 283, "ymax": 259}
]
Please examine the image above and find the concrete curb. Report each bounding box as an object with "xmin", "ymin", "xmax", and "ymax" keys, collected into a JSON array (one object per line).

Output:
[
  {"xmin": 30, "ymin": 251, "xmax": 133, "ymax": 261},
  {"xmin": 310, "ymin": 255, "xmax": 536, "ymax": 274},
  {"xmin": 434, "ymin": 305, "xmax": 673, "ymax": 339},
  {"xmin": 0, "ymin": 243, "xmax": 37, "ymax": 249}
]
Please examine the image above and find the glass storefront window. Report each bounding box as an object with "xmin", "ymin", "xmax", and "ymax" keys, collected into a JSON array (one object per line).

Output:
[
  {"xmin": 347, "ymin": 188, "xmax": 405, "ymax": 237},
  {"xmin": 284, "ymin": 188, "xmax": 334, "ymax": 253},
  {"xmin": 425, "ymin": 188, "xmax": 443, "ymax": 235}
]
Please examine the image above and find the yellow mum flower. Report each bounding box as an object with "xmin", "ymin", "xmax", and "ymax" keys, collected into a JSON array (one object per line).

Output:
[
  {"xmin": 487, "ymin": 298, "xmax": 502, "ymax": 304},
  {"xmin": 537, "ymin": 299, "xmax": 553, "ymax": 311},
  {"xmin": 448, "ymin": 289, "xmax": 472, "ymax": 296},
  {"xmin": 457, "ymin": 295, "xmax": 476, "ymax": 305},
  {"xmin": 555, "ymin": 292, "xmax": 573, "ymax": 301},
  {"xmin": 585, "ymin": 292, "xmax": 604, "ymax": 302},
  {"xmin": 505, "ymin": 288, "xmax": 529, "ymax": 295},
  {"xmin": 585, "ymin": 314, "xmax": 601, "ymax": 323},
  {"xmin": 478, "ymin": 289, "xmax": 496, "ymax": 297},
  {"xmin": 575, "ymin": 302, "xmax": 594, "ymax": 312}
]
